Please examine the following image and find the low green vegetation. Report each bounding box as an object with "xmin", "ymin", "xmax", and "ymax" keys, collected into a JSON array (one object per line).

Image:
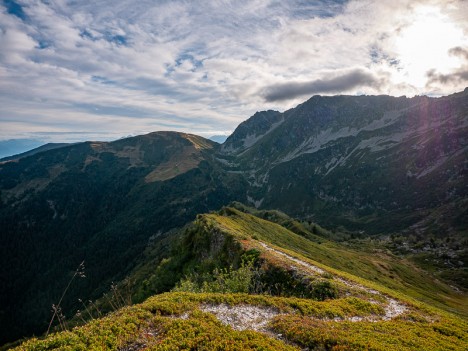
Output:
[
  {"xmin": 271, "ymin": 314, "xmax": 467, "ymax": 351},
  {"xmin": 173, "ymin": 260, "xmax": 255, "ymax": 294},
  {"xmin": 12, "ymin": 293, "xmax": 467, "ymax": 351}
]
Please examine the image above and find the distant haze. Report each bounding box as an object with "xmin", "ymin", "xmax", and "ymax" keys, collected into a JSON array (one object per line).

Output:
[
  {"xmin": 0, "ymin": 139, "xmax": 44, "ymax": 159},
  {"xmin": 209, "ymin": 135, "xmax": 229, "ymax": 144}
]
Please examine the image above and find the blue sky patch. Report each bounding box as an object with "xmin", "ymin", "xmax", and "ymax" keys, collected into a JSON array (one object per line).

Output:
[
  {"xmin": 107, "ymin": 33, "xmax": 127, "ymax": 46},
  {"xmin": 4, "ymin": 0, "xmax": 27, "ymax": 21}
]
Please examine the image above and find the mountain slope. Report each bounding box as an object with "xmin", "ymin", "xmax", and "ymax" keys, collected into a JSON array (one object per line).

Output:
[
  {"xmin": 220, "ymin": 90, "xmax": 468, "ymax": 237},
  {"xmin": 0, "ymin": 132, "xmax": 247, "ymax": 343},
  {"xmin": 11, "ymin": 205, "xmax": 468, "ymax": 351}
]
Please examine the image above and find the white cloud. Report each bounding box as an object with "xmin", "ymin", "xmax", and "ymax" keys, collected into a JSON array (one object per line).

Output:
[{"xmin": 0, "ymin": 0, "xmax": 467, "ymax": 142}]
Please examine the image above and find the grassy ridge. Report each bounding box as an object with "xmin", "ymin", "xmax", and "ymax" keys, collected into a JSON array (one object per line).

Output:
[
  {"xmin": 205, "ymin": 207, "xmax": 467, "ymax": 316},
  {"xmin": 119, "ymin": 205, "xmax": 465, "ymax": 317}
]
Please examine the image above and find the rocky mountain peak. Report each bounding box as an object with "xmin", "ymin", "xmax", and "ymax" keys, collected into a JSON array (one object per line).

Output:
[{"xmin": 221, "ymin": 110, "xmax": 282, "ymax": 155}]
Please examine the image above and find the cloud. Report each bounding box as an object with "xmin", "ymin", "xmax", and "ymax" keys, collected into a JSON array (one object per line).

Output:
[
  {"xmin": 426, "ymin": 68, "xmax": 468, "ymax": 85},
  {"xmin": 449, "ymin": 46, "xmax": 468, "ymax": 60},
  {"xmin": 260, "ymin": 69, "xmax": 384, "ymax": 102},
  {"xmin": 0, "ymin": 0, "xmax": 467, "ymax": 142},
  {"xmin": 425, "ymin": 46, "xmax": 468, "ymax": 87}
]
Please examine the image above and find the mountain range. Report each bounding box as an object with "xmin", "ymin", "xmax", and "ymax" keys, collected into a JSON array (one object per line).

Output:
[{"xmin": 0, "ymin": 89, "xmax": 467, "ymax": 347}]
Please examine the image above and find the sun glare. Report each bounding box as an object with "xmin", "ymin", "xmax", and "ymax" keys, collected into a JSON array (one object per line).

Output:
[{"xmin": 394, "ymin": 6, "xmax": 465, "ymax": 88}]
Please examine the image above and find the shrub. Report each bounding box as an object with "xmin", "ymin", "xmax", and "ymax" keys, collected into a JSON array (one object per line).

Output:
[{"xmin": 173, "ymin": 260, "xmax": 256, "ymax": 294}]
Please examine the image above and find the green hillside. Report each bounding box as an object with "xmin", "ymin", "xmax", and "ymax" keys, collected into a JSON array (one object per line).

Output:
[
  {"xmin": 10, "ymin": 205, "xmax": 467, "ymax": 350},
  {"xmin": 205, "ymin": 206, "xmax": 467, "ymax": 315}
]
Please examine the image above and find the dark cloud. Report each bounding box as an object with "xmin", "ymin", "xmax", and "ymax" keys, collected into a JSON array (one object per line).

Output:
[
  {"xmin": 288, "ymin": 0, "xmax": 348, "ymax": 19},
  {"xmin": 261, "ymin": 69, "xmax": 383, "ymax": 102},
  {"xmin": 449, "ymin": 46, "xmax": 468, "ymax": 60},
  {"xmin": 425, "ymin": 46, "xmax": 468, "ymax": 86},
  {"xmin": 426, "ymin": 69, "xmax": 468, "ymax": 85}
]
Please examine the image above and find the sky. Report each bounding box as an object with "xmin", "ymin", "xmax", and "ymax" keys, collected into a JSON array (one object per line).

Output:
[{"xmin": 0, "ymin": 0, "xmax": 467, "ymax": 143}]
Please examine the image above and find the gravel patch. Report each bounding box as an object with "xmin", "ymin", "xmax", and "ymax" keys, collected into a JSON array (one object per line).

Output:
[
  {"xmin": 383, "ymin": 298, "xmax": 407, "ymax": 320},
  {"xmin": 201, "ymin": 303, "xmax": 281, "ymax": 331}
]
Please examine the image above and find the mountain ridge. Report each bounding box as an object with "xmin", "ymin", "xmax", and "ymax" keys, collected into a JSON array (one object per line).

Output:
[
  {"xmin": 221, "ymin": 90, "xmax": 467, "ymax": 236},
  {"xmin": 1, "ymin": 89, "xmax": 467, "ymax": 345}
]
